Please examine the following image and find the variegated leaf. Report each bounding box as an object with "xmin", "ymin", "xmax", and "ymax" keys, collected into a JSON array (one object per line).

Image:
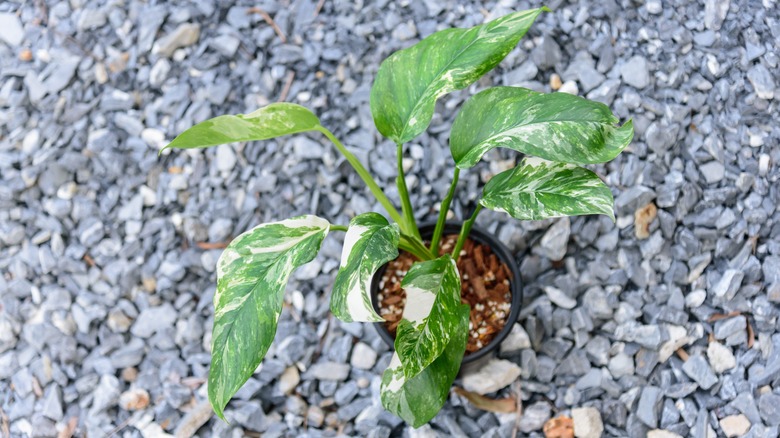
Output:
[
  {"xmin": 162, "ymin": 103, "xmax": 321, "ymax": 152},
  {"xmin": 395, "ymin": 255, "xmax": 463, "ymax": 379},
  {"xmin": 370, "ymin": 8, "xmax": 548, "ymax": 144},
  {"xmin": 381, "ymin": 304, "xmax": 470, "ymax": 427},
  {"xmin": 209, "ymin": 215, "xmax": 329, "ymax": 420},
  {"xmin": 481, "ymin": 157, "xmax": 616, "ymax": 221},
  {"xmin": 330, "ymin": 213, "xmax": 400, "ymax": 323},
  {"xmin": 450, "ymin": 86, "xmax": 634, "ymax": 168}
]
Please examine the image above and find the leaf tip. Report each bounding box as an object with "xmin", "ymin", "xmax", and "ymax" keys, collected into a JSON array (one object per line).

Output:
[
  {"xmin": 209, "ymin": 394, "xmax": 229, "ymax": 423},
  {"xmin": 540, "ymin": 6, "xmax": 553, "ymax": 12}
]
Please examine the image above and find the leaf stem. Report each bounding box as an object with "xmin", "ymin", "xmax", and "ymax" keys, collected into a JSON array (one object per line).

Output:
[
  {"xmin": 329, "ymin": 224, "xmax": 348, "ymax": 232},
  {"xmin": 429, "ymin": 167, "xmax": 460, "ymax": 256},
  {"xmin": 452, "ymin": 204, "xmax": 483, "ymax": 261},
  {"xmin": 317, "ymin": 127, "xmax": 404, "ymax": 227},
  {"xmin": 396, "ymin": 143, "xmax": 421, "ymax": 241},
  {"xmin": 399, "ymin": 233, "xmax": 435, "ymax": 261}
]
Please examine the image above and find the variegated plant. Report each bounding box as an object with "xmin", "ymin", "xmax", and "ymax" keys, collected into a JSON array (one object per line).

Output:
[{"xmin": 161, "ymin": 7, "xmax": 633, "ymax": 427}]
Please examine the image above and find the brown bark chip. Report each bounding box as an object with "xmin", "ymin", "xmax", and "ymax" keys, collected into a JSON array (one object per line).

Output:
[{"xmin": 378, "ymin": 235, "xmax": 513, "ymax": 354}]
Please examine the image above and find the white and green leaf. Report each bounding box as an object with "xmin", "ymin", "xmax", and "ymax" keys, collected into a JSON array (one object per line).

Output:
[
  {"xmin": 370, "ymin": 8, "xmax": 548, "ymax": 144},
  {"xmin": 162, "ymin": 103, "xmax": 321, "ymax": 152},
  {"xmin": 381, "ymin": 304, "xmax": 470, "ymax": 428},
  {"xmin": 450, "ymin": 86, "xmax": 634, "ymax": 168},
  {"xmin": 481, "ymin": 157, "xmax": 616, "ymax": 221},
  {"xmin": 330, "ymin": 213, "xmax": 400, "ymax": 323},
  {"xmin": 209, "ymin": 215, "xmax": 329, "ymax": 420},
  {"xmin": 395, "ymin": 255, "xmax": 463, "ymax": 379}
]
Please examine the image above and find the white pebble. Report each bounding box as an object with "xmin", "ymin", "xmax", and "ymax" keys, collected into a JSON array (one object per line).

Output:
[
  {"xmin": 758, "ymin": 154, "xmax": 770, "ymax": 176},
  {"xmin": 558, "ymin": 80, "xmax": 579, "ymax": 95}
]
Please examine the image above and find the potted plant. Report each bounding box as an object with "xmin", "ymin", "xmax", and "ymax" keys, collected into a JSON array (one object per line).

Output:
[{"xmin": 161, "ymin": 7, "xmax": 633, "ymax": 427}]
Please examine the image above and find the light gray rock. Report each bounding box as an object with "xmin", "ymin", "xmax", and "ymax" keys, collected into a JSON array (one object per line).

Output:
[
  {"xmin": 216, "ymin": 146, "xmax": 237, "ymax": 172},
  {"xmin": 572, "ymin": 407, "xmax": 604, "ymax": 438},
  {"xmin": 714, "ymin": 316, "xmax": 746, "ymax": 340},
  {"xmin": 719, "ymin": 414, "xmax": 750, "ymax": 437},
  {"xmin": 130, "ymin": 304, "xmax": 177, "ymax": 338},
  {"xmin": 518, "ymin": 401, "xmax": 551, "ymax": 433},
  {"xmin": 462, "ymin": 359, "xmax": 521, "ymax": 395},
  {"xmin": 500, "ymin": 324, "xmax": 531, "ymax": 354},
  {"xmin": 153, "ymin": 23, "xmax": 201, "ymax": 57},
  {"xmin": 747, "ymin": 65, "xmax": 776, "ymax": 100},
  {"xmin": 637, "ymin": 386, "xmax": 662, "ymax": 428},
  {"xmin": 707, "ymin": 342, "xmax": 736, "ymax": 373},
  {"xmin": 759, "ymin": 393, "xmax": 780, "ymax": 426},
  {"xmin": 620, "ymin": 56, "xmax": 650, "ymax": 89},
  {"xmin": 310, "ymin": 362, "xmax": 350, "ymax": 381},
  {"xmin": 90, "ymin": 375, "xmax": 121, "ymax": 415},
  {"xmin": 544, "ymin": 286, "xmax": 577, "ymax": 309},
  {"xmin": 0, "ymin": 13, "xmax": 24, "ymax": 47},
  {"xmin": 293, "ymin": 136, "xmax": 324, "ymax": 160},
  {"xmin": 712, "ymin": 269, "xmax": 744, "ymax": 299},
  {"xmin": 645, "ymin": 0, "xmax": 663, "ymax": 14},
  {"xmin": 350, "ymin": 342, "xmax": 377, "ymax": 370},
  {"xmin": 536, "ymin": 217, "xmax": 570, "ymax": 261},
  {"xmin": 609, "ymin": 353, "xmax": 635, "ymax": 378},
  {"xmin": 615, "ymin": 186, "xmax": 656, "ymax": 215},
  {"xmin": 700, "ymin": 161, "xmax": 725, "ymax": 184},
  {"xmin": 77, "ymin": 9, "xmax": 107, "ymax": 31},
  {"xmin": 682, "ymin": 355, "xmax": 718, "ymax": 390},
  {"xmin": 704, "ymin": 0, "xmax": 730, "ymax": 30}
]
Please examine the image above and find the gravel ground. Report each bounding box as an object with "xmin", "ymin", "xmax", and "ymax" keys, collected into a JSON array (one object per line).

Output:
[{"xmin": 1, "ymin": 0, "xmax": 779, "ymax": 437}]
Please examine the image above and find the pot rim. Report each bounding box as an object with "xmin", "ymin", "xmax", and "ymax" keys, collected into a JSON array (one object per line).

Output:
[{"xmin": 370, "ymin": 220, "xmax": 523, "ymax": 364}]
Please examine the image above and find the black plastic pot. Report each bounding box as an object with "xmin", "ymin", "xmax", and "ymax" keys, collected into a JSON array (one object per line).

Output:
[{"xmin": 370, "ymin": 221, "xmax": 523, "ymax": 364}]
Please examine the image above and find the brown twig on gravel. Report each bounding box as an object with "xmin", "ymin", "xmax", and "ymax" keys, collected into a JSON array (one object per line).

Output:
[
  {"xmin": 56, "ymin": 417, "xmax": 78, "ymax": 438},
  {"xmin": 195, "ymin": 241, "xmax": 229, "ymax": 250},
  {"xmin": 278, "ymin": 70, "xmax": 295, "ymax": 102},
  {"xmin": 247, "ymin": 7, "xmax": 287, "ymax": 43},
  {"xmin": 510, "ymin": 381, "xmax": 524, "ymax": 438},
  {"xmin": 707, "ymin": 311, "xmax": 741, "ymax": 322},
  {"xmin": 313, "ymin": 0, "xmax": 327, "ymax": 17}
]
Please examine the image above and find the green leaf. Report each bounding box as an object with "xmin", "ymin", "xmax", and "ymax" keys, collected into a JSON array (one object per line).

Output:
[
  {"xmin": 370, "ymin": 8, "xmax": 548, "ymax": 144},
  {"xmin": 450, "ymin": 86, "xmax": 634, "ymax": 168},
  {"xmin": 162, "ymin": 103, "xmax": 321, "ymax": 152},
  {"xmin": 209, "ymin": 215, "xmax": 329, "ymax": 420},
  {"xmin": 330, "ymin": 213, "xmax": 400, "ymax": 323},
  {"xmin": 481, "ymin": 157, "xmax": 616, "ymax": 221},
  {"xmin": 381, "ymin": 304, "xmax": 470, "ymax": 428},
  {"xmin": 395, "ymin": 255, "xmax": 463, "ymax": 379}
]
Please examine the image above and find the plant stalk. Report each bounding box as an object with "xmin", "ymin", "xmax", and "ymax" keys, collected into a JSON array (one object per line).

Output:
[
  {"xmin": 429, "ymin": 167, "xmax": 460, "ymax": 256},
  {"xmin": 317, "ymin": 127, "xmax": 404, "ymax": 227},
  {"xmin": 329, "ymin": 224, "xmax": 348, "ymax": 232},
  {"xmin": 396, "ymin": 143, "xmax": 421, "ymax": 241},
  {"xmin": 399, "ymin": 233, "xmax": 435, "ymax": 261},
  {"xmin": 452, "ymin": 204, "xmax": 483, "ymax": 261}
]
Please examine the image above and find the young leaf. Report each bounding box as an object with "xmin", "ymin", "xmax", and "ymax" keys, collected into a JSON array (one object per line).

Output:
[
  {"xmin": 395, "ymin": 255, "xmax": 463, "ymax": 379},
  {"xmin": 162, "ymin": 103, "xmax": 321, "ymax": 152},
  {"xmin": 330, "ymin": 213, "xmax": 400, "ymax": 323},
  {"xmin": 450, "ymin": 86, "xmax": 634, "ymax": 168},
  {"xmin": 370, "ymin": 8, "xmax": 548, "ymax": 144},
  {"xmin": 481, "ymin": 157, "xmax": 615, "ymax": 221},
  {"xmin": 209, "ymin": 215, "xmax": 329, "ymax": 420},
  {"xmin": 381, "ymin": 304, "xmax": 470, "ymax": 428}
]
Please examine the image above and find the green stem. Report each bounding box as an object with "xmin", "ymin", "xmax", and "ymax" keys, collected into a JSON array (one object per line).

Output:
[
  {"xmin": 452, "ymin": 204, "xmax": 483, "ymax": 261},
  {"xmin": 396, "ymin": 143, "xmax": 421, "ymax": 241},
  {"xmin": 329, "ymin": 224, "xmax": 348, "ymax": 232},
  {"xmin": 399, "ymin": 233, "xmax": 435, "ymax": 261},
  {"xmin": 429, "ymin": 167, "xmax": 460, "ymax": 256},
  {"xmin": 317, "ymin": 127, "xmax": 404, "ymax": 227}
]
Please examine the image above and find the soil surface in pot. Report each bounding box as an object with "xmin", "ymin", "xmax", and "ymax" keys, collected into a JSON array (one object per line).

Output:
[{"xmin": 378, "ymin": 234, "xmax": 512, "ymax": 354}]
